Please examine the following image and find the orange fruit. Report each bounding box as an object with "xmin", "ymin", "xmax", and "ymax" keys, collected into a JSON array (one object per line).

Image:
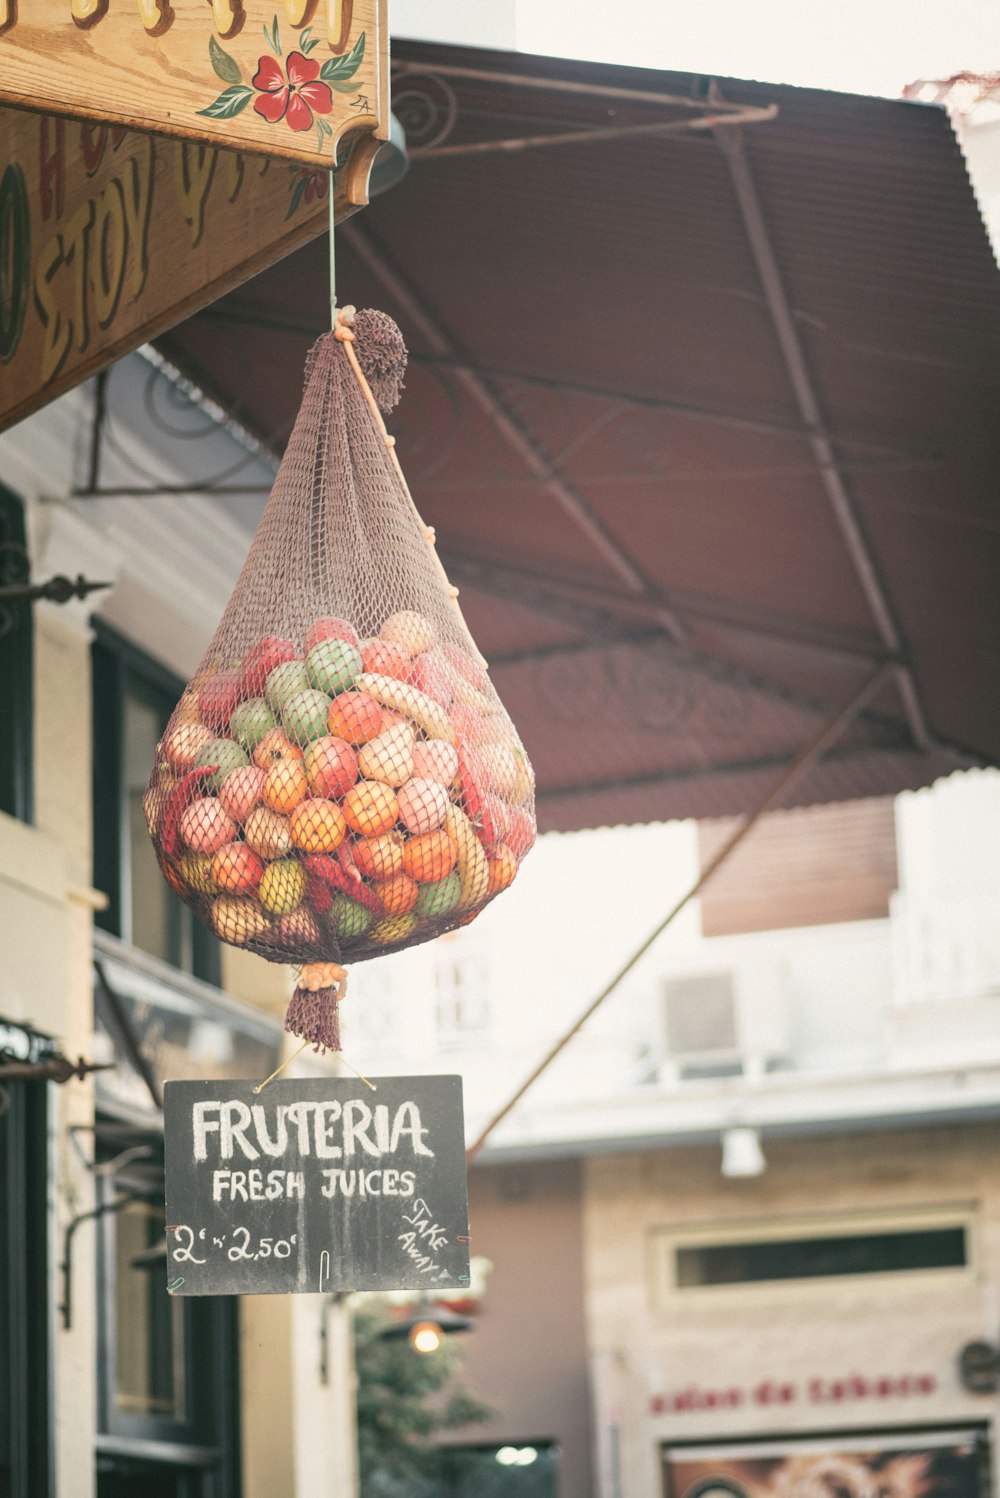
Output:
[
  {"xmin": 353, "ymin": 831, "xmax": 406, "ymax": 881},
  {"xmin": 263, "ymin": 758, "xmax": 309, "ymax": 815},
  {"xmin": 327, "ymin": 690, "xmax": 384, "ymax": 746},
  {"xmin": 487, "ymin": 844, "xmax": 518, "ymax": 895},
  {"xmin": 290, "ymin": 797, "xmax": 348, "ymax": 854},
  {"xmin": 401, "ymin": 830, "xmax": 458, "ymax": 884},
  {"xmin": 374, "ymin": 873, "xmax": 418, "ymax": 917},
  {"xmin": 343, "ymin": 779, "xmax": 399, "ymax": 838},
  {"xmin": 253, "ymin": 728, "xmax": 305, "ymax": 770}
]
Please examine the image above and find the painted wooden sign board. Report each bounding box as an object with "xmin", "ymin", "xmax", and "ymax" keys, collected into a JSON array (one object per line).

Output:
[
  {"xmin": 0, "ymin": 109, "xmax": 364, "ymax": 433},
  {"xmin": 164, "ymin": 1076, "xmax": 472, "ymax": 1295},
  {"xmin": 0, "ymin": 0, "xmax": 389, "ymax": 172}
]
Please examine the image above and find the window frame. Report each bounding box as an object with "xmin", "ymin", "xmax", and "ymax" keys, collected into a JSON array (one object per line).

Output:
[
  {"xmin": 93, "ymin": 1115, "xmax": 241, "ymax": 1496},
  {"xmin": 0, "ymin": 483, "xmax": 34, "ymax": 824},
  {"xmin": 0, "ymin": 1024, "xmax": 53, "ymax": 1498},
  {"xmin": 650, "ymin": 1204, "xmax": 978, "ymax": 1309},
  {"xmin": 92, "ymin": 622, "xmax": 220, "ymax": 987}
]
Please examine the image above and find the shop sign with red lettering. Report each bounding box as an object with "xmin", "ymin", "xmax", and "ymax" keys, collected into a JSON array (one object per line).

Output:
[
  {"xmin": 0, "ymin": 111, "xmax": 360, "ymax": 432},
  {"xmin": 163, "ymin": 1076, "xmax": 472, "ymax": 1295},
  {"xmin": 0, "ymin": 0, "xmax": 388, "ymax": 172}
]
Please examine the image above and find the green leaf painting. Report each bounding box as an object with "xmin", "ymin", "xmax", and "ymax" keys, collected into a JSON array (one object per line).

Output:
[
  {"xmin": 197, "ymin": 85, "xmax": 254, "ymax": 119},
  {"xmin": 264, "ymin": 15, "xmax": 281, "ymax": 54},
  {"xmin": 320, "ymin": 32, "xmax": 364, "ymax": 83},
  {"xmin": 209, "ymin": 35, "xmax": 242, "ymax": 84}
]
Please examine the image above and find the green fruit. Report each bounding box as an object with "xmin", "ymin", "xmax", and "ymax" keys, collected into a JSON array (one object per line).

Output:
[
  {"xmin": 328, "ymin": 895, "xmax": 374, "ymax": 940},
  {"xmin": 265, "ymin": 660, "xmax": 310, "ymax": 711},
  {"xmin": 282, "ymin": 688, "xmax": 333, "ymax": 745},
  {"xmin": 258, "ymin": 859, "xmax": 307, "ymax": 916},
  {"xmin": 230, "ymin": 698, "xmax": 276, "ymax": 751},
  {"xmin": 307, "ymin": 639, "xmax": 363, "ymax": 697},
  {"xmin": 195, "ymin": 736, "xmax": 249, "ymax": 791},
  {"xmin": 415, "ymin": 871, "xmax": 463, "ymax": 918}
]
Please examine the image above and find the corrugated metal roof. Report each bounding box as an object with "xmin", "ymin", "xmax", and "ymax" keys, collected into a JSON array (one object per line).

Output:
[{"xmin": 158, "ymin": 42, "xmax": 1000, "ymax": 832}]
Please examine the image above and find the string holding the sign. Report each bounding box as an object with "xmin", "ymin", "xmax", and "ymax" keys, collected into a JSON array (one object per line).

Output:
[{"xmin": 252, "ymin": 1038, "xmax": 377, "ymax": 1094}]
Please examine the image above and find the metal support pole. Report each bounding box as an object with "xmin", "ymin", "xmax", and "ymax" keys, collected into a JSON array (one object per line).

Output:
[{"xmin": 466, "ymin": 663, "xmax": 891, "ymax": 1161}]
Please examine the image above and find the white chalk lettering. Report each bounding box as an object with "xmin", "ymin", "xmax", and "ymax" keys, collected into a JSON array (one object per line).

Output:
[
  {"xmin": 343, "ymin": 1099, "xmax": 380, "ymax": 1157},
  {"xmin": 314, "ymin": 1101, "xmax": 343, "ymax": 1158},
  {"xmin": 221, "ymin": 1100, "xmax": 260, "ymax": 1160},
  {"xmin": 390, "ymin": 1101, "xmax": 434, "ymax": 1156},
  {"xmin": 251, "ymin": 1104, "xmax": 289, "ymax": 1157},
  {"xmin": 193, "ymin": 1100, "xmax": 221, "ymax": 1161},
  {"xmin": 398, "ymin": 1230, "xmax": 441, "ymax": 1274},
  {"xmin": 192, "ymin": 1098, "xmax": 436, "ymax": 1161}
]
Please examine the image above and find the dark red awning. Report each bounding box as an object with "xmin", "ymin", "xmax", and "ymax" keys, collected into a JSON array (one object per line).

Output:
[{"xmin": 159, "ymin": 42, "xmax": 1000, "ymax": 832}]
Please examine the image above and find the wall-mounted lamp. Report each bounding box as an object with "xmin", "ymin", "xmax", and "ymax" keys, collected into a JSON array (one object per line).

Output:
[
  {"xmin": 721, "ymin": 1126, "xmax": 766, "ymax": 1178},
  {"xmin": 958, "ymin": 1339, "xmax": 1000, "ymax": 1392},
  {"xmin": 379, "ymin": 1295, "xmax": 474, "ymax": 1355}
]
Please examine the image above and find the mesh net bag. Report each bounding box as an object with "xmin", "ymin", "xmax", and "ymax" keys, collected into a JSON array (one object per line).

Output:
[{"xmin": 144, "ymin": 308, "xmax": 536, "ymax": 1052}]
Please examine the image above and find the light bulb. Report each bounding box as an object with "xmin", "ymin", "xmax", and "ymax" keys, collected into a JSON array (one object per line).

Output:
[{"xmin": 409, "ymin": 1320, "xmax": 443, "ymax": 1355}]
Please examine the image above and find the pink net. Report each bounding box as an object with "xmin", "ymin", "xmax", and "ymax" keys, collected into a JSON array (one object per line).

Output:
[{"xmin": 144, "ymin": 310, "xmax": 535, "ymax": 1048}]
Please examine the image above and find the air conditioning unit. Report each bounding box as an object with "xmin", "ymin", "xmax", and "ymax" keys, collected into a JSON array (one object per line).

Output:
[{"xmin": 660, "ymin": 969, "xmax": 790, "ymax": 1082}]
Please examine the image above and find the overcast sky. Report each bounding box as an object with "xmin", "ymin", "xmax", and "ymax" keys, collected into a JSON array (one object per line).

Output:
[{"xmin": 517, "ymin": 0, "xmax": 1000, "ymax": 97}]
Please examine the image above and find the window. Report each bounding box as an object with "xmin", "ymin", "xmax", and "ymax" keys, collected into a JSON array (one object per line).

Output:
[
  {"xmin": 92, "ymin": 624, "xmax": 220, "ymax": 986},
  {"xmin": 435, "ymin": 939, "xmax": 490, "ymax": 1046},
  {"xmin": 653, "ymin": 1207, "xmax": 973, "ymax": 1302},
  {"xmin": 0, "ymin": 486, "xmax": 33, "ymax": 823},
  {"xmin": 676, "ymin": 1226, "xmax": 967, "ymax": 1287},
  {"xmin": 0, "ymin": 1022, "xmax": 52, "ymax": 1498},
  {"xmin": 697, "ymin": 798, "xmax": 897, "ymax": 937},
  {"xmin": 94, "ymin": 1123, "xmax": 240, "ymax": 1498}
]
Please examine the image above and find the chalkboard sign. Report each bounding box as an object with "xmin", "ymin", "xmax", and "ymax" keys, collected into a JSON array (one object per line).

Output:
[{"xmin": 163, "ymin": 1076, "xmax": 470, "ymax": 1296}]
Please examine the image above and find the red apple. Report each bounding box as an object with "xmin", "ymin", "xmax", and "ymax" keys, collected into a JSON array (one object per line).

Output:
[
  {"xmin": 304, "ymin": 615, "xmax": 360, "ymax": 653},
  {"xmin": 449, "ymin": 704, "xmax": 489, "ymax": 747},
  {"xmin": 412, "ymin": 650, "xmax": 454, "ymax": 708},
  {"xmin": 274, "ymin": 908, "xmax": 323, "ymax": 950},
  {"xmin": 179, "ymin": 797, "xmax": 236, "ymax": 854},
  {"xmin": 198, "ymin": 671, "xmax": 243, "ymax": 732},
  {"xmin": 506, "ymin": 806, "xmax": 536, "ymax": 859},
  {"xmin": 210, "ymin": 842, "xmax": 265, "ymax": 893},
  {"xmin": 219, "ymin": 764, "xmax": 266, "ymax": 823},
  {"xmin": 305, "ymin": 736, "xmax": 359, "ymax": 799},
  {"xmin": 240, "ymin": 636, "xmax": 296, "ymax": 697},
  {"xmin": 307, "ymin": 869, "xmax": 335, "ymax": 915},
  {"xmin": 361, "ymin": 638, "xmax": 413, "ymax": 683}
]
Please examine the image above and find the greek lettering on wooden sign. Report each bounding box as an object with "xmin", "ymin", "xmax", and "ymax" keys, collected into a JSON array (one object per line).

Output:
[
  {"xmin": 0, "ymin": 110, "xmax": 363, "ymax": 432},
  {"xmin": 0, "ymin": 0, "xmax": 389, "ymax": 173},
  {"xmin": 163, "ymin": 1076, "xmax": 472, "ymax": 1294}
]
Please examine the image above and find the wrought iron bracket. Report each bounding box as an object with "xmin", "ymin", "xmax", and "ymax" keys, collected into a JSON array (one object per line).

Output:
[
  {"xmin": 0, "ymin": 1048, "xmax": 115, "ymax": 1117},
  {"xmin": 59, "ymin": 1192, "xmax": 141, "ymax": 1331}
]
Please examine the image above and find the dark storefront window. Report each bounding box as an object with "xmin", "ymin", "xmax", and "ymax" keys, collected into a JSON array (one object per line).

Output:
[
  {"xmin": 0, "ymin": 1023, "xmax": 52, "ymax": 1498},
  {"xmin": 676, "ymin": 1224, "xmax": 967, "ymax": 1288},
  {"xmin": 0, "ymin": 486, "xmax": 33, "ymax": 824},
  {"xmin": 408, "ymin": 1444, "xmax": 559, "ymax": 1498},
  {"xmin": 94, "ymin": 1125, "xmax": 240, "ymax": 1498},
  {"xmin": 92, "ymin": 624, "xmax": 220, "ymax": 986}
]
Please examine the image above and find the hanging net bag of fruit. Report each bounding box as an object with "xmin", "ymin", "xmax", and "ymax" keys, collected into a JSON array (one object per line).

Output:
[{"xmin": 144, "ymin": 307, "xmax": 535, "ymax": 1054}]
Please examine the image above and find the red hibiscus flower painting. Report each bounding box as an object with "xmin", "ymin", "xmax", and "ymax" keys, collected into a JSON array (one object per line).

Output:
[{"xmin": 252, "ymin": 51, "xmax": 334, "ymax": 132}]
